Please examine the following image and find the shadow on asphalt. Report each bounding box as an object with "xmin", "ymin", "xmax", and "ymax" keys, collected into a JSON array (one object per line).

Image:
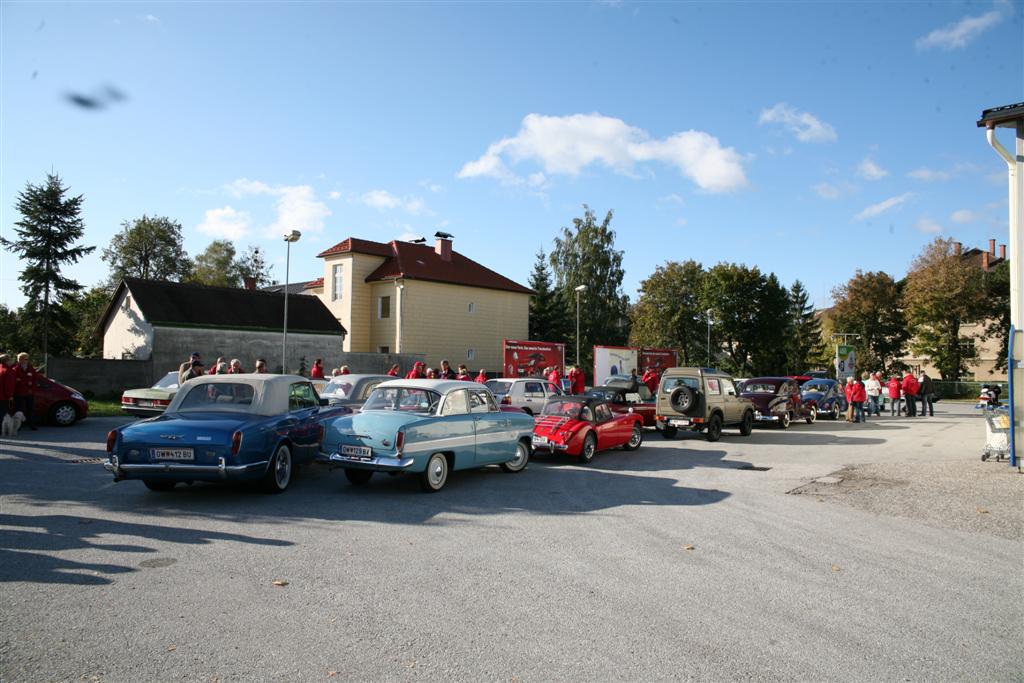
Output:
[{"xmin": 0, "ymin": 513, "xmax": 292, "ymax": 585}]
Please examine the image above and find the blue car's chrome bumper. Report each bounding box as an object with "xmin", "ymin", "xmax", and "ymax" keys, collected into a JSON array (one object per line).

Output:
[
  {"xmin": 322, "ymin": 451, "xmax": 415, "ymax": 471},
  {"xmin": 105, "ymin": 454, "xmax": 268, "ymax": 481}
]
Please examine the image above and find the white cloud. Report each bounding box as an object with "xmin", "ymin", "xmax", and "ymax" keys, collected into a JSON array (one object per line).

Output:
[
  {"xmin": 758, "ymin": 103, "xmax": 837, "ymax": 143},
  {"xmin": 854, "ymin": 193, "xmax": 912, "ymax": 221},
  {"xmin": 950, "ymin": 209, "xmax": 979, "ymax": 224},
  {"xmin": 197, "ymin": 206, "xmax": 251, "ymax": 240},
  {"xmin": 141, "ymin": 14, "xmax": 160, "ymax": 23},
  {"xmin": 418, "ymin": 180, "xmax": 443, "ymax": 193},
  {"xmin": 224, "ymin": 178, "xmax": 331, "ymax": 236},
  {"xmin": 362, "ymin": 189, "xmax": 402, "ymax": 210},
  {"xmin": 908, "ymin": 167, "xmax": 953, "ymax": 182},
  {"xmin": 915, "ymin": 216, "xmax": 945, "ymax": 234},
  {"xmin": 813, "ymin": 183, "xmax": 842, "ymax": 200},
  {"xmin": 659, "ymin": 193, "xmax": 685, "ymax": 205},
  {"xmin": 915, "ymin": 8, "xmax": 1003, "ymax": 51},
  {"xmin": 329, "ymin": 191, "xmax": 341, "ymax": 200},
  {"xmin": 457, "ymin": 112, "xmax": 748, "ymax": 193},
  {"xmin": 858, "ymin": 158, "xmax": 888, "ymax": 180}
]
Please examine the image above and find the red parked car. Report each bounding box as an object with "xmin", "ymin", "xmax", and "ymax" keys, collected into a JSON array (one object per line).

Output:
[
  {"xmin": 34, "ymin": 375, "xmax": 90, "ymax": 426},
  {"xmin": 531, "ymin": 396, "xmax": 644, "ymax": 463},
  {"xmin": 738, "ymin": 377, "xmax": 815, "ymax": 428}
]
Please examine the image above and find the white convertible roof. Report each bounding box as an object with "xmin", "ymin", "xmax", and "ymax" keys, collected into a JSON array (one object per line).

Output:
[{"xmin": 168, "ymin": 373, "xmax": 315, "ymax": 417}]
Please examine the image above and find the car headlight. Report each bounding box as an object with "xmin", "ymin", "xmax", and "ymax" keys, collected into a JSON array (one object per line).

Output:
[{"xmin": 71, "ymin": 392, "xmax": 85, "ymax": 400}]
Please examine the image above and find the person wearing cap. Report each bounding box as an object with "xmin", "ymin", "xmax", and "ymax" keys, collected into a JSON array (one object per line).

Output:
[
  {"xmin": 406, "ymin": 361, "xmax": 426, "ymax": 379},
  {"xmin": 180, "ymin": 359, "xmax": 205, "ymax": 384},
  {"xmin": 179, "ymin": 352, "xmax": 201, "ymax": 385}
]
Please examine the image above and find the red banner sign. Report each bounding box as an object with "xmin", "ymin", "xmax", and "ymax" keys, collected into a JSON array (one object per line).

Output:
[
  {"xmin": 502, "ymin": 340, "xmax": 566, "ymax": 378},
  {"xmin": 639, "ymin": 348, "xmax": 677, "ymax": 373}
]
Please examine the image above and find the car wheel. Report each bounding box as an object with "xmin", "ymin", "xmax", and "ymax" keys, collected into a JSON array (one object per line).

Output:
[
  {"xmin": 261, "ymin": 444, "xmax": 292, "ymax": 493},
  {"xmin": 579, "ymin": 433, "xmax": 597, "ymax": 464},
  {"xmin": 661, "ymin": 425, "xmax": 678, "ymax": 438},
  {"xmin": 344, "ymin": 468, "xmax": 373, "ymax": 486},
  {"xmin": 50, "ymin": 402, "xmax": 78, "ymax": 427},
  {"xmin": 705, "ymin": 414, "xmax": 722, "ymax": 442},
  {"xmin": 778, "ymin": 412, "xmax": 791, "ymax": 429},
  {"xmin": 739, "ymin": 410, "xmax": 754, "ymax": 436},
  {"xmin": 501, "ymin": 441, "xmax": 530, "ymax": 472},
  {"xmin": 420, "ymin": 453, "xmax": 449, "ymax": 492},
  {"xmin": 806, "ymin": 406, "xmax": 817, "ymax": 424},
  {"xmin": 143, "ymin": 480, "xmax": 175, "ymax": 492},
  {"xmin": 624, "ymin": 425, "xmax": 643, "ymax": 451},
  {"xmin": 831, "ymin": 403, "xmax": 841, "ymax": 420},
  {"xmin": 521, "ymin": 407, "xmax": 533, "ymax": 416},
  {"xmin": 670, "ymin": 386, "xmax": 698, "ymax": 415}
]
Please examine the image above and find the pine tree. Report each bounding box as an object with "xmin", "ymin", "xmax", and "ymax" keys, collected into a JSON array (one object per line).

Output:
[
  {"xmin": 1, "ymin": 173, "xmax": 94, "ymax": 366},
  {"xmin": 528, "ymin": 248, "xmax": 565, "ymax": 341},
  {"xmin": 785, "ymin": 280, "xmax": 824, "ymax": 374}
]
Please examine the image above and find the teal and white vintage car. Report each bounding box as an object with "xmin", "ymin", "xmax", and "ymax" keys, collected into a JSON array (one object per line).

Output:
[{"xmin": 318, "ymin": 379, "xmax": 534, "ymax": 492}]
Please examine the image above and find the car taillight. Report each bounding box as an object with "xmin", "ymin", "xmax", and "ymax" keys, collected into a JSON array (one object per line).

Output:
[
  {"xmin": 501, "ymin": 395, "xmax": 511, "ymax": 405},
  {"xmin": 395, "ymin": 430, "xmax": 405, "ymax": 454},
  {"xmin": 106, "ymin": 430, "xmax": 117, "ymax": 453},
  {"xmin": 231, "ymin": 431, "xmax": 243, "ymax": 456},
  {"xmin": 317, "ymin": 424, "xmax": 325, "ymax": 442},
  {"xmin": 122, "ymin": 395, "xmax": 135, "ymax": 404},
  {"xmin": 154, "ymin": 399, "xmax": 169, "ymax": 406}
]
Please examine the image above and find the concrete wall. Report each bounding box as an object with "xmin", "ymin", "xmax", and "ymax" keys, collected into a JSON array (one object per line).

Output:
[
  {"xmin": 102, "ymin": 288, "xmax": 154, "ymax": 360},
  {"xmin": 150, "ymin": 326, "xmax": 345, "ymax": 376},
  {"xmin": 47, "ymin": 358, "xmax": 155, "ymax": 398}
]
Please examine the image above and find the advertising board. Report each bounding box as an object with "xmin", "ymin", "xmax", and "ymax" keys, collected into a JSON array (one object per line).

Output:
[
  {"xmin": 593, "ymin": 346, "xmax": 640, "ymax": 385},
  {"xmin": 836, "ymin": 344, "xmax": 857, "ymax": 380},
  {"xmin": 502, "ymin": 340, "xmax": 566, "ymax": 378},
  {"xmin": 639, "ymin": 348, "xmax": 677, "ymax": 373}
]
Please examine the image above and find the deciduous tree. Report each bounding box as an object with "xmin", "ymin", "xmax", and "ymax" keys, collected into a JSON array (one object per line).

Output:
[
  {"xmin": 62, "ymin": 286, "xmax": 114, "ymax": 357},
  {"xmin": 102, "ymin": 215, "xmax": 191, "ymax": 285},
  {"xmin": 628, "ymin": 260, "xmax": 705, "ymax": 365},
  {"xmin": 831, "ymin": 270, "xmax": 908, "ymax": 373},
  {"xmin": 236, "ymin": 245, "xmax": 275, "ymax": 288},
  {"xmin": 1, "ymin": 173, "xmax": 94, "ymax": 365},
  {"xmin": 191, "ymin": 240, "xmax": 241, "ymax": 288},
  {"xmin": 983, "ymin": 259, "xmax": 1010, "ymax": 372}
]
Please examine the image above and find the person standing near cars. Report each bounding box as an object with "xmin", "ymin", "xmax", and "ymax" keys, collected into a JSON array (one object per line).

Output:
[
  {"xmin": 179, "ymin": 352, "xmax": 201, "ymax": 385},
  {"xmin": 229, "ymin": 359, "xmax": 245, "ymax": 374},
  {"xmin": 387, "ymin": 364, "xmax": 400, "ymax": 377},
  {"xmin": 918, "ymin": 371, "xmax": 935, "ymax": 417},
  {"xmin": 437, "ymin": 360, "xmax": 456, "ymax": 380},
  {"xmin": 254, "ymin": 358, "xmax": 268, "ymax": 374},
  {"xmin": 406, "ymin": 361, "xmax": 426, "ymax": 379},
  {"xmin": 570, "ymin": 365, "xmax": 586, "ymax": 395},
  {"xmin": 850, "ymin": 375, "xmax": 867, "ymax": 423},
  {"xmin": 455, "ymin": 364, "xmax": 472, "ymax": 381},
  {"xmin": 475, "ymin": 369, "xmax": 488, "ymax": 384},
  {"xmin": 547, "ymin": 365, "xmax": 562, "ymax": 387},
  {"xmin": 864, "ymin": 372, "xmax": 882, "ymax": 416},
  {"xmin": 0, "ymin": 354, "xmax": 14, "ymax": 417},
  {"xmin": 310, "ymin": 358, "xmax": 325, "ymax": 379},
  {"xmin": 901, "ymin": 370, "xmax": 919, "ymax": 417},
  {"xmin": 887, "ymin": 375, "xmax": 902, "ymax": 416},
  {"xmin": 208, "ymin": 356, "xmax": 226, "ymax": 375},
  {"xmin": 13, "ymin": 353, "xmax": 38, "ymax": 430}
]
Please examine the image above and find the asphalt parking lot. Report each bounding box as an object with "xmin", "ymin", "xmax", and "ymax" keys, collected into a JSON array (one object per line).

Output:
[{"xmin": 1, "ymin": 404, "xmax": 1021, "ymax": 682}]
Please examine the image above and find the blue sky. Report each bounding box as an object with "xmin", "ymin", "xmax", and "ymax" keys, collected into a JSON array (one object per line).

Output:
[{"xmin": 1, "ymin": 1, "xmax": 1020, "ymax": 311}]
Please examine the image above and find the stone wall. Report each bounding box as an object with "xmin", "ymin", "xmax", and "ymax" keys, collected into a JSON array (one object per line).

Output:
[{"xmin": 46, "ymin": 358, "xmax": 154, "ymax": 398}]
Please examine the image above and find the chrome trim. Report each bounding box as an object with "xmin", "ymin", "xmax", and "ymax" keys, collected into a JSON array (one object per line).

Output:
[
  {"xmin": 104, "ymin": 456, "xmax": 268, "ymax": 479},
  {"xmin": 328, "ymin": 452, "xmax": 415, "ymax": 470}
]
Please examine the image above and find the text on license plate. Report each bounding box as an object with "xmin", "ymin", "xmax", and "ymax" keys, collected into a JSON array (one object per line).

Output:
[
  {"xmin": 152, "ymin": 448, "xmax": 194, "ymax": 460},
  {"xmin": 532, "ymin": 436, "xmax": 548, "ymax": 445},
  {"xmin": 341, "ymin": 445, "xmax": 372, "ymax": 459},
  {"xmin": 670, "ymin": 419, "xmax": 690, "ymax": 426}
]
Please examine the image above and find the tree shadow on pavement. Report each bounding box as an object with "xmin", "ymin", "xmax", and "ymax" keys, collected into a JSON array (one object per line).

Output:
[{"xmin": 0, "ymin": 513, "xmax": 293, "ymax": 585}]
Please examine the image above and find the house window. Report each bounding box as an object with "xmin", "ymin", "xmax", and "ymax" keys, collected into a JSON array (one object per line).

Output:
[
  {"xmin": 467, "ymin": 348, "xmax": 475, "ymax": 361},
  {"xmin": 332, "ymin": 264, "xmax": 344, "ymax": 301},
  {"xmin": 379, "ymin": 346, "xmax": 390, "ymax": 354},
  {"xmin": 378, "ymin": 295, "xmax": 391, "ymax": 319},
  {"xmin": 123, "ymin": 294, "xmax": 132, "ymax": 310},
  {"xmin": 468, "ymin": 302, "xmax": 475, "ymax": 314}
]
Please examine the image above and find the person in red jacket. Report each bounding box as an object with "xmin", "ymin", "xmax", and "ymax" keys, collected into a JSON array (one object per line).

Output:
[
  {"xmin": 849, "ymin": 373, "xmax": 868, "ymax": 423},
  {"xmin": 387, "ymin": 364, "xmax": 400, "ymax": 377},
  {"xmin": 568, "ymin": 365, "xmax": 586, "ymax": 395},
  {"xmin": 310, "ymin": 358, "xmax": 325, "ymax": 379},
  {"xmin": 887, "ymin": 375, "xmax": 902, "ymax": 416},
  {"xmin": 229, "ymin": 359, "xmax": 245, "ymax": 374},
  {"xmin": 455, "ymin": 364, "xmax": 472, "ymax": 381},
  {"xmin": 0, "ymin": 354, "xmax": 14, "ymax": 417},
  {"xmin": 406, "ymin": 361, "xmax": 426, "ymax": 379},
  {"xmin": 475, "ymin": 369, "xmax": 488, "ymax": 384},
  {"xmin": 13, "ymin": 353, "xmax": 38, "ymax": 430},
  {"xmin": 547, "ymin": 365, "xmax": 562, "ymax": 388},
  {"xmin": 901, "ymin": 371, "xmax": 919, "ymax": 417},
  {"xmin": 208, "ymin": 356, "xmax": 226, "ymax": 375},
  {"xmin": 641, "ymin": 367, "xmax": 660, "ymax": 395}
]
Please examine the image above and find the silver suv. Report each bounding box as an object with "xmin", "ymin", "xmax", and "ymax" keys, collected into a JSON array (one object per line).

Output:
[
  {"xmin": 655, "ymin": 367, "xmax": 754, "ymax": 442},
  {"xmin": 485, "ymin": 378, "xmax": 564, "ymax": 415}
]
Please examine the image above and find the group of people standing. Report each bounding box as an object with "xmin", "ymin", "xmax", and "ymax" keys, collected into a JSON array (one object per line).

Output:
[
  {"xmin": 392, "ymin": 359, "xmax": 485, "ymax": 383},
  {"xmin": 0, "ymin": 353, "xmax": 39, "ymax": 430},
  {"xmin": 177, "ymin": 353, "xmax": 269, "ymax": 385},
  {"xmin": 843, "ymin": 370, "xmax": 936, "ymax": 423}
]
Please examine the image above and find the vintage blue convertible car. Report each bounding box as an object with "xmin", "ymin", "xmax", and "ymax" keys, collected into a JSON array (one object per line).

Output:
[
  {"xmin": 104, "ymin": 374, "xmax": 350, "ymax": 493},
  {"xmin": 319, "ymin": 379, "xmax": 535, "ymax": 492}
]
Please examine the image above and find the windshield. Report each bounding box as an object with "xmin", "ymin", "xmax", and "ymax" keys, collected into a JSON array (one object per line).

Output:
[
  {"xmin": 153, "ymin": 373, "xmax": 180, "ymax": 390},
  {"xmin": 542, "ymin": 400, "xmax": 582, "ymax": 419},
  {"xmin": 363, "ymin": 387, "xmax": 440, "ymax": 415},
  {"xmin": 586, "ymin": 389, "xmax": 620, "ymax": 402},
  {"xmin": 320, "ymin": 380, "xmax": 353, "ymax": 399},
  {"xmin": 661, "ymin": 377, "xmax": 699, "ymax": 393},
  {"xmin": 485, "ymin": 380, "xmax": 512, "ymax": 394},
  {"xmin": 802, "ymin": 380, "xmax": 832, "ymax": 393},
  {"xmin": 740, "ymin": 382, "xmax": 781, "ymax": 394},
  {"xmin": 175, "ymin": 383, "xmax": 256, "ymax": 412}
]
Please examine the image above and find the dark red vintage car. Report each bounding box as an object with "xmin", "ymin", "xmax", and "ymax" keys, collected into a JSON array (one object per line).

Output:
[
  {"xmin": 585, "ymin": 385, "xmax": 657, "ymax": 427},
  {"xmin": 738, "ymin": 377, "xmax": 815, "ymax": 428},
  {"xmin": 532, "ymin": 396, "xmax": 644, "ymax": 463}
]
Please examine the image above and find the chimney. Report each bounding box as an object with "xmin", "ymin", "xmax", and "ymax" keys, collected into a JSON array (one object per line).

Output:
[
  {"xmin": 988, "ymin": 238, "xmax": 996, "ymax": 256},
  {"xmin": 954, "ymin": 241, "xmax": 962, "ymax": 256},
  {"xmin": 244, "ymin": 276, "xmax": 257, "ymax": 291},
  {"xmin": 981, "ymin": 250, "xmax": 990, "ymax": 270},
  {"xmin": 434, "ymin": 234, "xmax": 452, "ymax": 262},
  {"xmin": 999, "ymin": 244, "xmax": 1006, "ymax": 261}
]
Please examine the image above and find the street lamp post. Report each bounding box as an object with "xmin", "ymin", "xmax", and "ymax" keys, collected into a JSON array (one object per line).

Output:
[
  {"xmin": 282, "ymin": 230, "xmax": 302, "ymax": 373},
  {"xmin": 706, "ymin": 309, "xmax": 713, "ymax": 367},
  {"xmin": 575, "ymin": 285, "xmax": 587, "ymax": 367}
]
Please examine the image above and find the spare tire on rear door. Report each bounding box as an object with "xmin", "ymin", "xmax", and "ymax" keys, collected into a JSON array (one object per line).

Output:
[{"xmin": 669, "ymin": 385, "xmax": 698, "ymax": 415}]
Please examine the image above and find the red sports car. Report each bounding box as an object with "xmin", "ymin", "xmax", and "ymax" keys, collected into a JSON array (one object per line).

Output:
[{"xmin": 531, "ymin": 396, "xmax": 644, "ymax": 463}]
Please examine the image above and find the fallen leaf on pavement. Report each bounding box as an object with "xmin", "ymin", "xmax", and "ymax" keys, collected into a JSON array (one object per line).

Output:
[
  {"xmin": 977, "ymin": 507, "xmax": 990, "ymax": 514},
  {"xmin": 272, "ymin": 579, "xmax": 289, "ymax": 586},
  {"xmin": 166, "ymin": 645, "xmax": 177, "ymax": 652},
  {"xmin": 328, "ymin": 672, "xmax": 338, "ymax": 678},
  {"xmin": 683, "ymin": 544, "xmax": 695, "ymax": 551},
  {"xmin": 831, "ymin": 564, "xmax": 842, "ymax": 572}
]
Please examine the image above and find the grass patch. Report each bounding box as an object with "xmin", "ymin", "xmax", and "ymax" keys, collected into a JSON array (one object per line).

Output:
[{"xmin": 89, "ymin": 399, "xmax": 124, "ymax": 417}]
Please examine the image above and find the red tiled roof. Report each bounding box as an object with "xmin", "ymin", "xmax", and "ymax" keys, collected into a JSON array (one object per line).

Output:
[
  {"xmin": 316, "ymin": 237, "xmax": 393, "ymax": 259},
  {"xmin": 960, "ymin": 248, "xmax": 1005, "ymax": 272},
  {"xmin": 303, "ymin": 277, "xmax": 324, "ymax": 290}
]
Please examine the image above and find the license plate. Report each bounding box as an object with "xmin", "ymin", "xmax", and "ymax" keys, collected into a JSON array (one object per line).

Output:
[
  {"xmin": 152, "ymin": 448, "xmax": 193, "ymax": 460},
  {"xmin": 137, "ymin": 400, "xmax": 154, "ymax": 407},
  {"xmin": 670, "ymin": 419, "xmax": 690, "ymax": 426},
  {"xmin": 532, "ymin": 436, "xmax": 548, "ymax": 446},
  {"xmin": 341, "ymin": 445, "xmax": 372, "ymax": 459}
]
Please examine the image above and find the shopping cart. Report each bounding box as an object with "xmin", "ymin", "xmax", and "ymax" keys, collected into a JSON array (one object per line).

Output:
[{"xmin": 978, "ymin": 404, "xmax": 1011, "ymax": 462}]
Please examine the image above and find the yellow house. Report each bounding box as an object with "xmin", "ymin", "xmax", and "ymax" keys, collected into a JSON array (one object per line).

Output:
[{"xmin": 306, "ymin": 234, "xmax": 532, "ymax": 373}]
